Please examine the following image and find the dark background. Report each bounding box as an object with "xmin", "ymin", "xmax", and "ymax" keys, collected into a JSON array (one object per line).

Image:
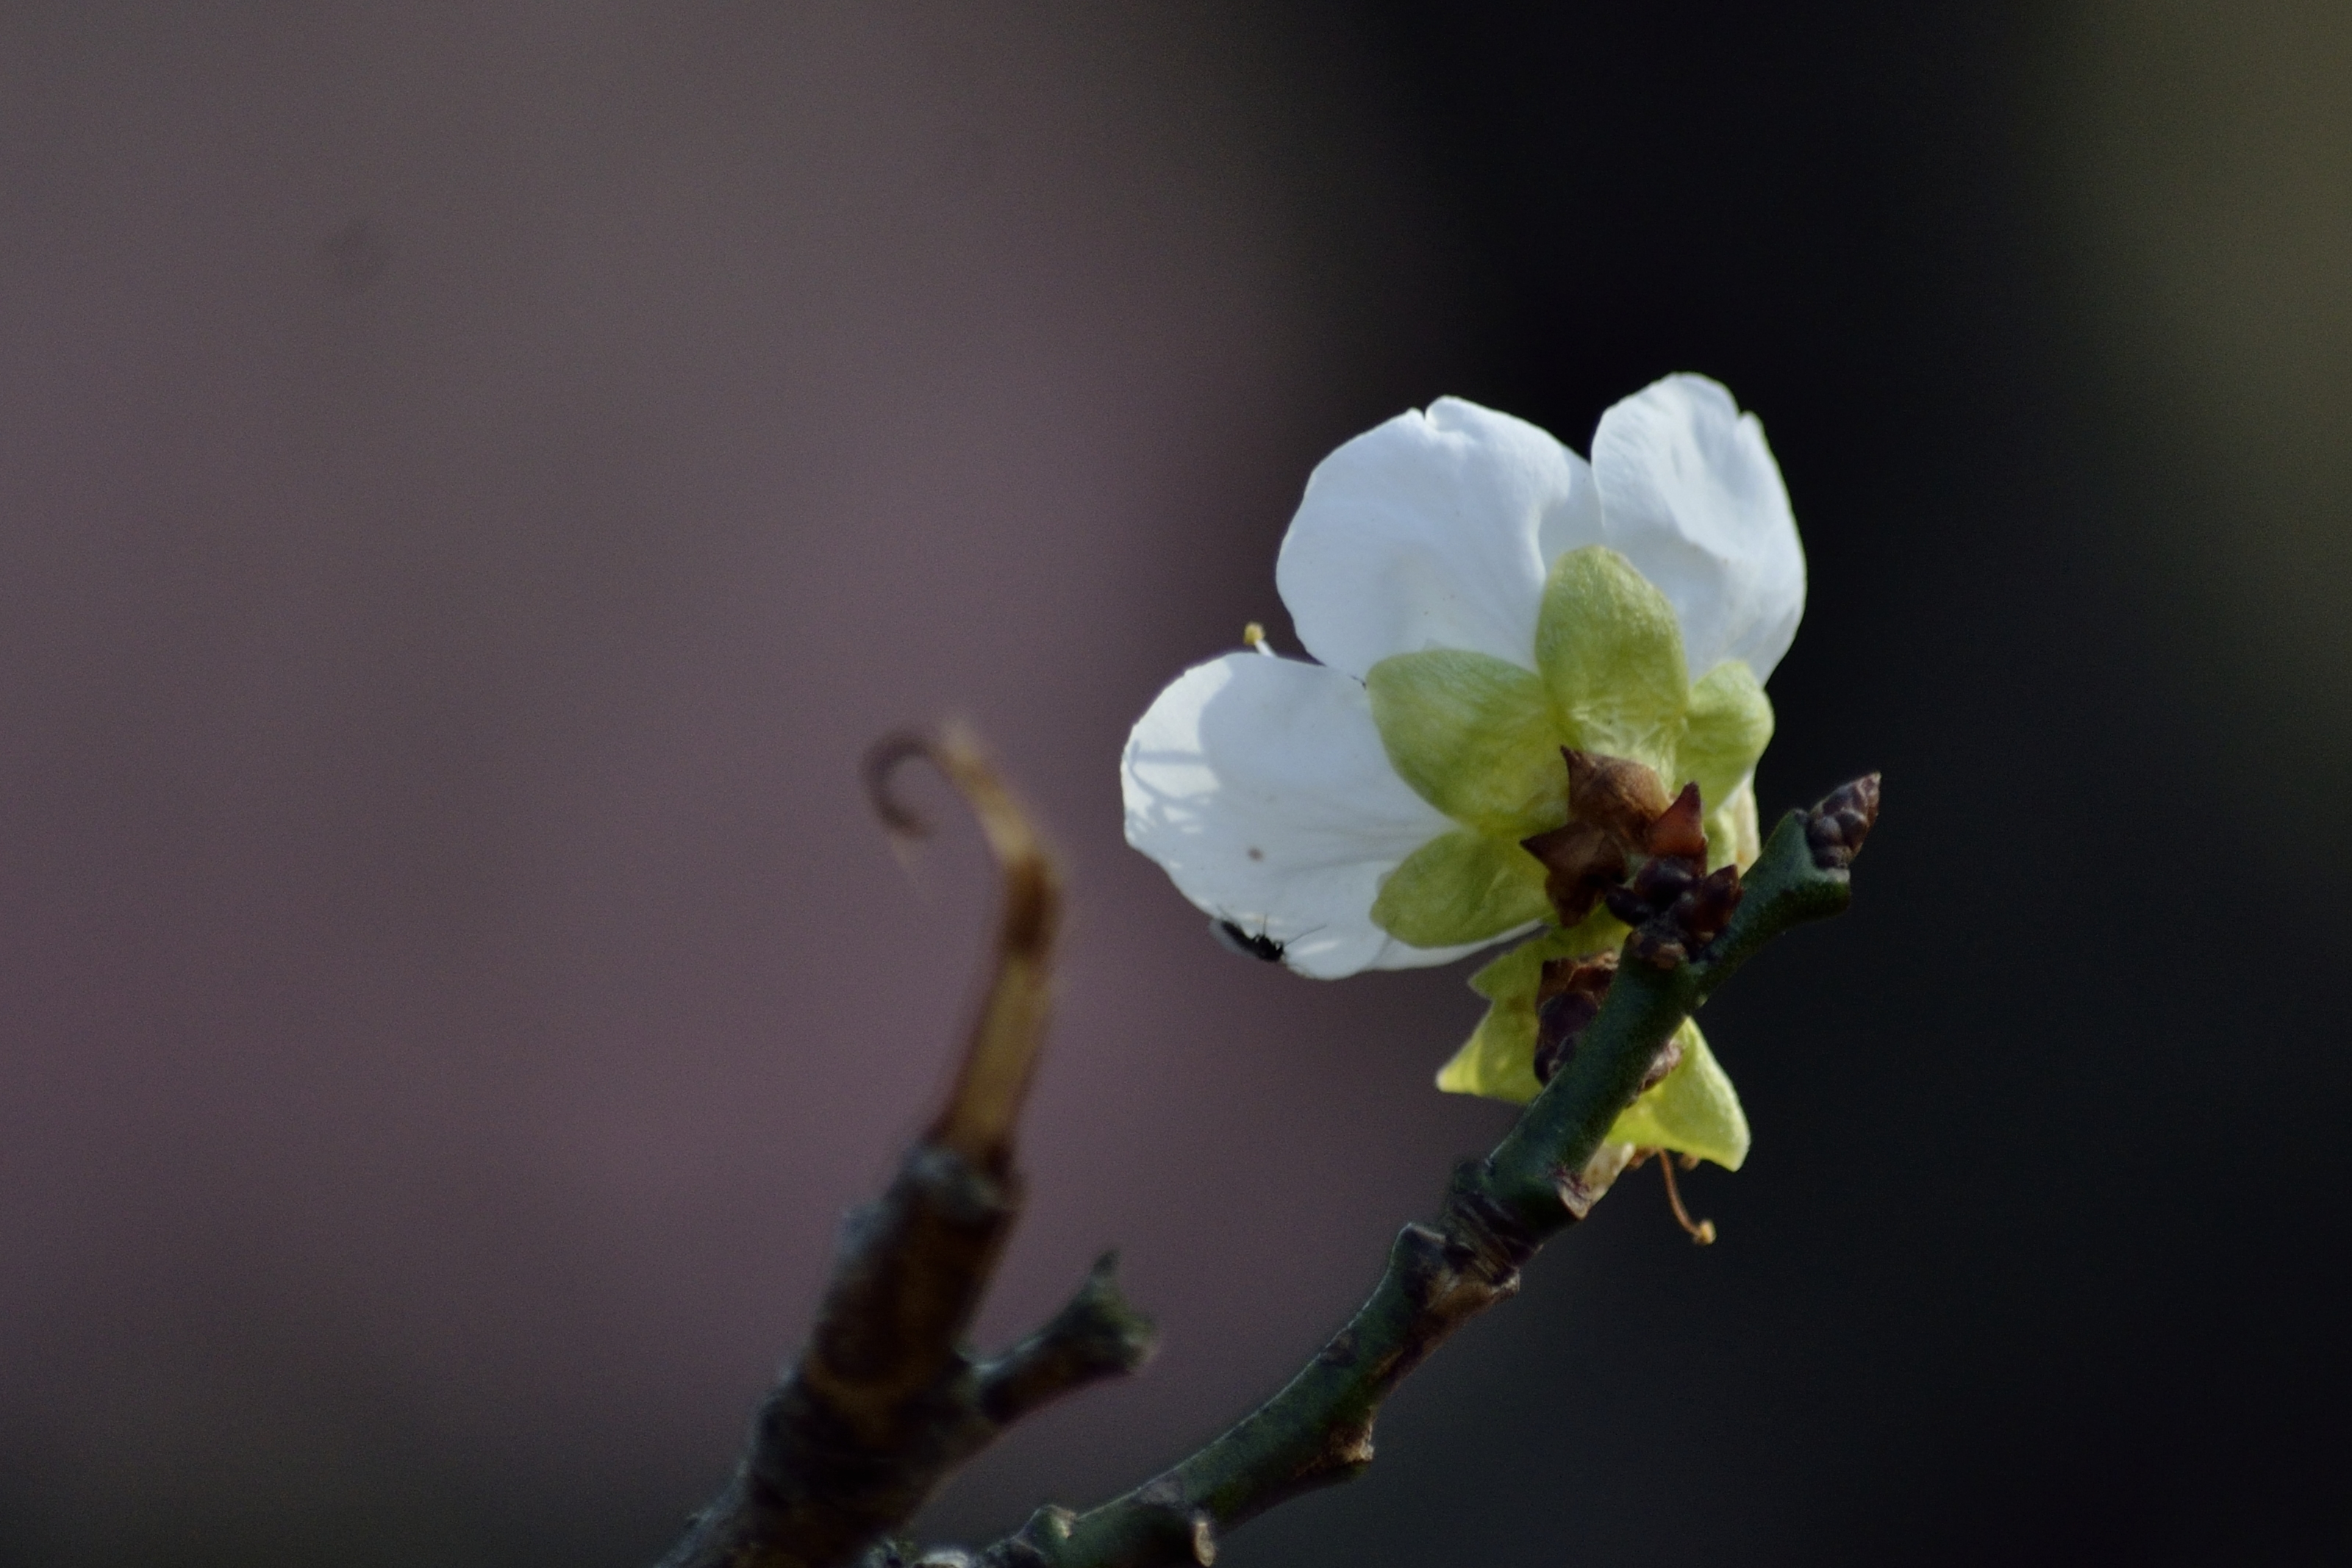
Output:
[{"xmin": 3, "ymin": 4, "xmax": 2346, "ymax": 1564}]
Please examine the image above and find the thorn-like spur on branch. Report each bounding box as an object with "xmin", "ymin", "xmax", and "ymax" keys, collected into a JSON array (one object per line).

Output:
[
  {"xmin": 976, "ymin": 1253, "xmax": 1159, "ymax": 1428},
  {"xmin": 658, "ymin": 728, "xmax": 1154, "ymax": 1568},
  {"xmin": 947, "ymin": 775, "xmax": 1883, "ymax": 1568}
]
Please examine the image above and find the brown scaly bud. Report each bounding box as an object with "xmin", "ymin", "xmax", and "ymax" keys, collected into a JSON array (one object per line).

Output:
[
  {"xmin": 1625, "ymin": 861, "xmax": 1742, "ymax": 970},
  {"xmin": 1645, "ymin": 781, "xmax": 1707, "ymax": 859},
  {"xmin": 1805, "ymin": 772, "xmax": 1883, "ymax": 870},
  {"xmin": 1531, "ymin": 951, "xmax": 1617, "ymax": 1085},
  {"xmin": 1671, "ymin": 863, "xmax": 1745, "ymax": 948},
  {"xmin": 1604, "ymin": 852, "xmax": 1699, "ymax": 927},
  {"xmin": 1626, "ymin": 924, "xmax": 1687, "ymax": 970},
  {"xmin": 1520, "ymin": 820, "xmax": 1627, "ymax": 926},
  {"xmin": 1523, "ymin": 750, "xmax": 1682, "ymax": 927},
  {"xmin": 1536, "ymin": 948, "xmax": 1620, "ymax": 1006},
  {"xmin": 1562, "ymin": 748, "xmax": 1673, "ymax": 841}
]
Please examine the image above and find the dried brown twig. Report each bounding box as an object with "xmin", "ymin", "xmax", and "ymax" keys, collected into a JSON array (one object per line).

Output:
[{"xmin": 655, "ymin": 726, "xmax": 1154, "ymax": 1568}]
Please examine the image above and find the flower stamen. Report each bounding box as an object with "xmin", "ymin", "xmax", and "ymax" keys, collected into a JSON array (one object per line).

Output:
[{"xmin": 1656, "ymin": 1150, "xmax": 1717, "ymax": 1246}]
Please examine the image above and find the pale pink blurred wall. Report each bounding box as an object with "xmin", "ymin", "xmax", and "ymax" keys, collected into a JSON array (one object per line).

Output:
[{"xmin": 0, "ymin": 5, "xmax": 1502, "ymax": 1559}]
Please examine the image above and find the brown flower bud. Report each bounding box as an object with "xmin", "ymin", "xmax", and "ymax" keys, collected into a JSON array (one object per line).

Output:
[
  {"xmin": 1671, "ymin": 863, "xmax": 1744, "ymax": 947},
  {"xmin": 1562, "ymin": 747, "xmax": 1673, "ymax": 841},
  {"xmin": 1626, "ymin": 925, "xmax": 1688, "ymax": 970},
  {"xmin": 1521, "ymin": 750, "xmax": 1734, "ymax": 936},
  {"xmin": 1526, "ymin": 750, "xmax": 1687, "ymax": 927},
  {"xmin": 1805, "ymin": 772, "xmax": 1883, "ymax": 870},
  {"xmin": 1531, "ymin": 951, "xmax": 1618, "ymax": 1084},
  {"xmin": 1520, "ymin": 820, "xmax": 1627, "ymax": 926},
  {"xmin": 1645, "ymin": 781, "xmax": 1707, "ymax": 859},
  {"xmin": 1605, "ymin": 852, "xmax": 1699, "ymax": 926}
]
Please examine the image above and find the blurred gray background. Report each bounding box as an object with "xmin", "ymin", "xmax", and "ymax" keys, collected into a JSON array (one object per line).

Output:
[{"xmin": 2, "ymin": 4, "xmax": 2347, "ymax": 1564}]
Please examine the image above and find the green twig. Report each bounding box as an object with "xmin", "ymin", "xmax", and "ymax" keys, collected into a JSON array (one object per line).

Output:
[{"xmin": 948, "ymin": 777, "xmax": 1879, "ymax": 1568}]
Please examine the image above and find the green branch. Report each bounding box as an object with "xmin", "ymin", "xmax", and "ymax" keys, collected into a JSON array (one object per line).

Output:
[{"xmin": 946, "ymin": 776, "xmax": 1879, "ymax": 1568}]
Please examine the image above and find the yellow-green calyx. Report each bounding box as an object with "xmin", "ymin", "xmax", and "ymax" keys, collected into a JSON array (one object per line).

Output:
[{"xmin": 1362, "ymin": 545, "xmax": 1774, "ymax": 1169}]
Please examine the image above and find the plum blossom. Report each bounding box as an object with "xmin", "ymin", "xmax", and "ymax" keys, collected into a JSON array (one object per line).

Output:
[{"xmin": 1120, "ymin": 375, "xmax": 1804, "ymax": 1160}]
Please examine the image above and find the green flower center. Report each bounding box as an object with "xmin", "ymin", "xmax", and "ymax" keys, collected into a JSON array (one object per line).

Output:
[{"xmin": 1363, "ymin": 545, "xmax": 1775, "ymax": 950}]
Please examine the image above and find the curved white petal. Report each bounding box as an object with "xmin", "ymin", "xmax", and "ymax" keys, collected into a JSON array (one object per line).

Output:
[
  {"xmin": 1276, "ymin": 398, "xmax": 1603, "ymax": 679},
  {"xmin": 1590, "ymin": 374, "xmax": 1806, "ymax": 682},
  {"xmin": 1121, "ymin": 652, "xmax": 1502, "ymax": 978}
]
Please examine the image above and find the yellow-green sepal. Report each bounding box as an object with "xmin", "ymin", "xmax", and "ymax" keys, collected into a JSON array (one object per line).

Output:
[
  {"xmin": 1702, "ymin": 776, "xmax": 1762, "ymax": 871},
  {"xmin": 1434, "ymin": 910, "xmax": 1626, "ymax": 1103},
  {"xmin": 1606, "ymin": 1017, "xmax": 1751, "ymax": 1170},
  {"xmin": 1677, "ymin": 659, "xmax": 1773, "ymax": 826},
  {"xmin": 1535, "ymin": 546, "xmax": 1687, "ymax": 777},
  {"xmin": 1439, "ymin": 939, "xmax": 1751, "ymax": 1172},
  {"xmin": 1370, "ymin": 828, "xmax": 1552, "ymax": 948},
  {"xmin": 1364, "ymin": 648, "xmax": 1565, "ymax": 836}
]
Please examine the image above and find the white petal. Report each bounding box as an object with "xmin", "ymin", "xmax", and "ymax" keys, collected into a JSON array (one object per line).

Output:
[
  {"xmin": 1276, "ymin": 398, "xmax": 1603, "ymax": 679},
  {"xmin": 1121, "ymin": 651, "xmax": 1500, "ymax": 978},
  {"xmin": 1591, "ymin": 374, "xmax": 1806, "ymax": 682}
]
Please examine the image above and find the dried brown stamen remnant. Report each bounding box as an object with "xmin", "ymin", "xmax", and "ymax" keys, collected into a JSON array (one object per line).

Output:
[{"xmin": 1628, "ymin": 1149, "xmax": 1718, "ymax": 1245}]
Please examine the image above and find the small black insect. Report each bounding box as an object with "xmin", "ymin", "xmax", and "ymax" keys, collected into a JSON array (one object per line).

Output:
[{"xmin": 1209, "ymin": 915, "xmax": 1289, "ymax": 964}]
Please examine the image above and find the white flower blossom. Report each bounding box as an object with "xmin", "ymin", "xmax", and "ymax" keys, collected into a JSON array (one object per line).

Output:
[
  {"xmin": 1123, "ymin": 374, "xmax": 1804, "ymax": 981},
  {"xmin": 1123, "ymin": 375, "xmax": 1803, "ymax": 1160}
]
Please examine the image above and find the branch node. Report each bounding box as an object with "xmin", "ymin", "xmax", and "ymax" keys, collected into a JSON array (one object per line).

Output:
[
  {"xmin": 1392, "ymin": 1222, "xmax": 1452, "ymax": 1307},
  {"xmin": 976, "ymin": 1252, "xmax": 1158, "ymax": 1426},
  {"xmin": 1131, "ymin": 1481, "xmax": 1218, "ymax": 1567},
  {"xmin": 865, "ymin": 1547, "xmax": 979, "ymax": 1568},
  {"xmin": 1554, "ymin": 1141, "xmax": 1639, "ymax": 1220},
  {"xmin": 1323, "ymin": 1420, "xmax": 1377, "ymax": 1472},
  {"xmin": 1440, "ymin": 1161, "xmax": 1541, "ymax": 1276},
  {"xmin": 979, "ymin": 1506, "xmax": 1079, "ymax": 1568}
]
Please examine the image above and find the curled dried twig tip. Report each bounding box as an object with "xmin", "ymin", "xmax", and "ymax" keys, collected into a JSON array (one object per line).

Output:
[
  {"xmin": 864, "ymin": 730, "xmax": 943, "ymax": 838},
  {"xmin": 865, "ymin": 726, "xmax": 1003, "ymax": 840},
  {"xmin": 869, "ymin": 723, "xmax": 1052, "ymax": 884},
  {"xmin": 871, "ymin": 724, "xmax": 1060, "ymax": 1164}
]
